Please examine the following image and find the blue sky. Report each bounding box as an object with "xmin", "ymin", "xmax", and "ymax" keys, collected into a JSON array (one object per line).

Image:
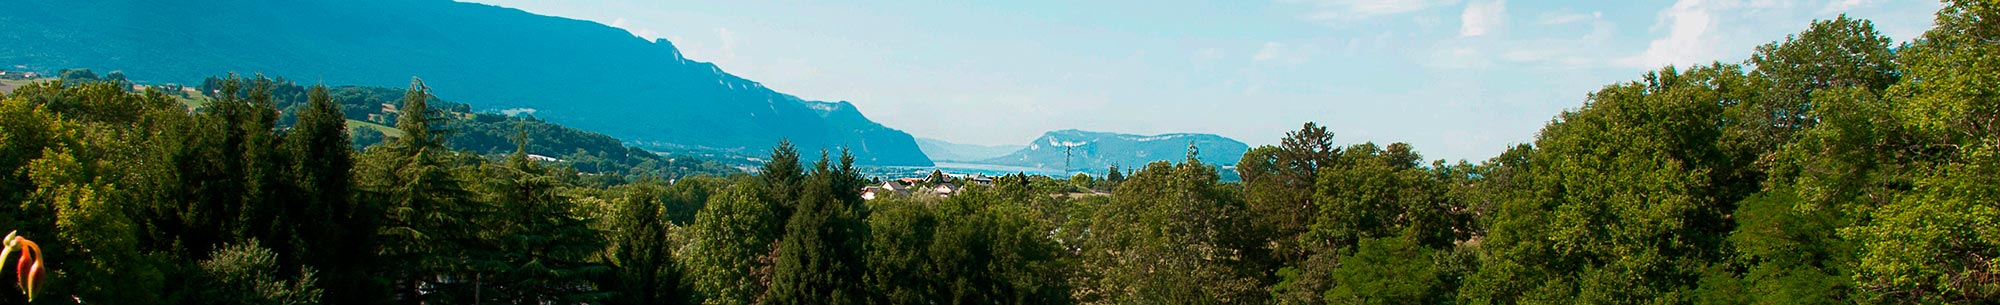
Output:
[{"xmin": 462, "ymin": 0, "xmax": 1941, "ymax": 162}]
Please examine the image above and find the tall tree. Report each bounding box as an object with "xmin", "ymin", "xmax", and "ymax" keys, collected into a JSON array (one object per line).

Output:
[
  {"xmin": 760, "ymin": 140, "xmax": 804, "ymax": 221},
  {"xmin": 608, "ymin": 178, "xmax": 691, "ymax": 305},
  {"xmin": 361, "ymin": 78, "xmax": 479, "ymax": 305},
  {"xmin": 1841, "ymin": 2, "xmax": 2000, "ymax": 302},
  {"xmin": 1701, "ymin": 16, "xmax": 1903, "ymax": 305},
  {"xmin": 1241, "ymin": 122, "xmax": 1341, "ymax": 264},
  {"xmin": 683, "ymin": 182, "xmax": 782, "ymax": 305},
  {"xmin": 767, "ymin": 151, "xmax": 869, "ymax": 305},
  {"xmin": 1081, "ymin": 152, "xmax": 1263, "ymax": 304},
  {"xmin": 476, "ymin": 138, "xmax": 610, "ymax": 304},
  {"xmin": 284, "ymin": 85, "xmax": 373, "ymax": 305},
  {"xmin": 1466, "ymin": 65, "xmax": 1748, "ymax": 304}
]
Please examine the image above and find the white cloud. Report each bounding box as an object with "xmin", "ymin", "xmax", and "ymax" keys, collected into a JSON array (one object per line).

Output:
[
  {"xmin": 1489, "ymin": 7, "xmax": 1617, "ymax": 69},
  {"xmin": 715, "ymin": 27, "xmax": 739, "ymax": 62},
  {"xmin": 1283, "ymin": 0, "xmax": 1462, "ymax": 22},
  {"xmin": 1459, "ymin": 0, "xmax": 1507, "ymax": 37},
  {"xmin": 1537, "ymin": 9, "xmax": 1600, "ymax": 25},
  {"xmin": 1620, "ymin": 0, "xmax": 1722, "ymax": 68}
]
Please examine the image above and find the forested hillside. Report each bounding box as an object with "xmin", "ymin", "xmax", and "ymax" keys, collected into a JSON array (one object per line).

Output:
[
  {"xmin": 0, "ymin": 0, "xmax": 934, "ymax": 166},
  {"xmin": 0, "ymin": 2, "xmax": 1995, "ymax": 305}
]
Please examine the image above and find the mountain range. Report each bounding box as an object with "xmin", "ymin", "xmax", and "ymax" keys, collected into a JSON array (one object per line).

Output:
[
  {"xmin": 0, "ymin": 0, "xmax": 932, "ymax": 166},
  {"xmin": 915, "ymin": 138, "xmax": 1026, "ymax": 162},
  {"xmin": 978, "ymin": 130, "xmax": 1249, "ymax": 172}
]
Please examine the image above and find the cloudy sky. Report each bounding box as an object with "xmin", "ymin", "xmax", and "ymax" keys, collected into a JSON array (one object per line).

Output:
[{"xmin": 461, "ymin": 0, "xmax": 1941, "ymax": 162}]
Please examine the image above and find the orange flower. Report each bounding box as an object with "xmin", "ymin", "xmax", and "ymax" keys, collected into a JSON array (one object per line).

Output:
[{"xmin": 0, "ymin": 231, "xmax": 44, "ymax": 302}]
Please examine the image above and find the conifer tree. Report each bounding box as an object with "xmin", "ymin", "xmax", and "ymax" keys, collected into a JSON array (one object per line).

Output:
[
  {"xmin": 283, "ymin": 84, "xmax": 373, "ymax": 305},
  {"xmin": 609, "ymin": 178, "xmax": 690, "ymax": 305},
  {"xmin": 768, "ymin": 151, "xmax": 868, "ymax": 305},
  {"xmin": 366, "ymin": 78, "xmax": 478, "ymax": 305},
  {"xmin": 478, "ymin": 133, "xmax": 609, "ymax": 304}
]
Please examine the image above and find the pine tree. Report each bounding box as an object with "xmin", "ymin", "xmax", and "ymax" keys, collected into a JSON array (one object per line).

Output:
[
  {"xmin": 478, "ymin": 133, "xmax": 609, "ymax": 304},
  {"xmin": 283, "ymin": 84, "xmax": 374, "ymax": 305},
  {"xmin": 767, "ymin": 151, "xmax": 868, "ymax": 305},
  {"xmin": 760, "ymin": 140, "xmax": 803, "ymax": 205},
  {"xmin": 609, "ymin": 178, "xmax": 690, "ymax": 305},
  {"xmin": 235, "ymin": 77, "xmax": 292, "ymax": 272},
  {"xmin": 365, "ymin": 78, "xmax": 478, "ymax": 305}
]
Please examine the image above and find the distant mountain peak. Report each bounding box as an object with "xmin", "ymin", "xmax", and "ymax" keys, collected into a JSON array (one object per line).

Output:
[
  {"xmin": 916, "ymin": 138, "xmax": 1025, "ymax": 163},
  {"xmin": 984, "ymin": 129, "xmax": 1248, "ymax": 172}
]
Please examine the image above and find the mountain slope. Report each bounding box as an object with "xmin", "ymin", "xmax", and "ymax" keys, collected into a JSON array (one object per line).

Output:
[
  {"xmin": 915, "ymin": 138, "xmax": 1026, "ymax": 162},
  {"xmin": 0, "ymin": 0, "xmax": 932, "ymax": 165},
  {"xmin": 980, "ymin": 130, "xmax": 1249, "ymax": 172}
]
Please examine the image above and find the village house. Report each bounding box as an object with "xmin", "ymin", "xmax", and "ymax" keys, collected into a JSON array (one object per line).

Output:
[
  {"xmin": 861, "ymin": 180, "xmax": 912, "ymax": 201},
  {"xmin": 880, "ymin": 180, "xmax": 910, "ymax": 193},
  {"xmin": 929, "ymin": 183, "xmax": 959, "ymax": 197},
  {"xmin": 964, "ymin": 174, "xmax": 993, "ymax": 185},
  {"xmin": 861, "ymin": 186, "xmax": 881, "ymax": 200}
]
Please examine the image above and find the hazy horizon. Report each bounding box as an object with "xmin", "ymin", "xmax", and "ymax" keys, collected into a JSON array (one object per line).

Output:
[{"xmin": 460, "ymin": 0, "xmax": 1939, "ymax": 162}]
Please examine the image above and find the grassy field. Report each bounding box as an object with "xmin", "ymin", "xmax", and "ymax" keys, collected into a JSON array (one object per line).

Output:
[
  {"xmin": 172, "ymin": 92, "xmax": 207, "ymax": 109},
  {"xmin": 348, "ymin": 119, "xmax": 404, "ymax": 137},
  {"xmin": 0, "ymin": 79, "xmax": 208, "ymax": 109},
  {"xmin": 0, "ymin": 78, "xmax": 32, "ymax": 95}
]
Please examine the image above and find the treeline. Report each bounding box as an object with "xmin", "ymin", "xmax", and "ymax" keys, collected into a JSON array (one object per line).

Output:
[
  {"xmin": 196, "ymin": 75, "xmax": 736, "ymax": 180},
  {"xmin": 2, "ymin": 2, "xmax": 1997, "ymax": 305}
]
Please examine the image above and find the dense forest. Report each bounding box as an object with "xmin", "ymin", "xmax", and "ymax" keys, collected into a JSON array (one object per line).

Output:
[{"xmin": 0, "ymin": 2, "xmax": 1996, "ymax": 305}]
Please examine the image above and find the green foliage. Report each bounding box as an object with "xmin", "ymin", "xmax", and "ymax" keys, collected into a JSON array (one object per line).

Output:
[
  {"xmin": 767, "ymin": 151, "xmax": 869, "ymax": 305},
  {"xmin": 607, "ymin": 178, "xmax": 693, "ymax": 305},
  {"xmin": 11, "ymin": 5, "xmax": 2000, "ymax": 304},
  {"xmin": 57, "ymin": 69, "xmax": 98, "ymax": 83},
  {"xmin": 196, "ymin": 241, "xmax": 323, "ymax": 305},
  {"xmin": 683, "ymin": 183, "xmax": 782, "ymax": 305},
  {"xmin": 1324, "ymin": 234, "xmax": 1444, "ymax": 305},
  {"xmin": 865, "ymin": 188, "xmax": 1073, "ymax": 305},
  {"xmin": 1467, "ymin": 65, "xmax": 1748, "ymax": 305},
  {"xmin": 1240, "ymin": 123, "xmax": 1341, "ymax": 265},
  {"xmin": 282, "ymin": 85, "xmax": 373, "ymax": 305},
  {"xmin": 470, "ymin": 146, "xmax": 613, "ymax": 304},
  {"xmin": 1845, "ymin": 147, "xmax": 2000, "ymax": 303},
  {"xmin": 1080, "ymin": 156, "xmax": 1263, "ymax": 304},
  {"xmin": 358, "ymin": 78, "xmax": 487, "ymax": 303},
  {"xmin": 1710, "ymin": 189, "xmax": 1853, "ymax": 305},
  {"xmin": 1303, "ymin": 142, "xmax": 1460, "ymax": 251}
]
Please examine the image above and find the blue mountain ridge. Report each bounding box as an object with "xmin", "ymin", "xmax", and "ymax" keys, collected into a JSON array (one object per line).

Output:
[
  {"xmin": 914, "ymin": 138, "xmax": 1025, "ymax": 162},
  {"xmin": 0, "ymin": 0, "xmax": 932, "ymax": 166},
  {"xmin": 979, "ymin": 129, "xmax": 1249, "ymax": 172}
]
